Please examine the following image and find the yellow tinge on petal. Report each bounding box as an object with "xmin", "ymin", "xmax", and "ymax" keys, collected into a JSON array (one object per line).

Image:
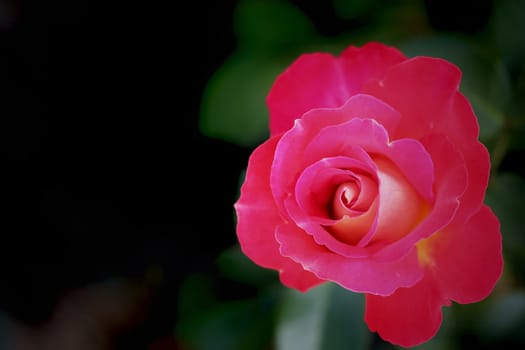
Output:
[{"xmin": 416, "ymin": 234, "xmax": 438, "ymax": 269}]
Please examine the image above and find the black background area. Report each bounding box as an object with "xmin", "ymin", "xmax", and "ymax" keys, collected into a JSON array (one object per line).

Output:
[{"xmin": 1, "ymin": 0, "xmax": 246, "ymax": 347}]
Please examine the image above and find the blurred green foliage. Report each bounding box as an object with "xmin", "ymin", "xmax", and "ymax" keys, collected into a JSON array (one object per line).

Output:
[
  {"xmin": 276, "ymin": 283, "xmax": 369, "ymax": 350},
  {"xmin": 183, "ymin": 0, "xmax": 525, "ymax": 349}
]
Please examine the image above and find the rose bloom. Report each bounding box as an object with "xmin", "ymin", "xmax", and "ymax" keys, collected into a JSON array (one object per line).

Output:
[{"xmin": 234, "ymin": 42, "xmax": 503, "ymax": 347}]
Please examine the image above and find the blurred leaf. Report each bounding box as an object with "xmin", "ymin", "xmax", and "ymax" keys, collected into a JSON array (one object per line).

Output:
[
  {"xmin": 276, "ymin": 283, "xmax": 370, "ymax": 350},
  {"xmin": 176, "ymin": 274, "xmax": 218, "ymax": 329},
  {"xmin": 234, "ymin": 0, "xmax": 318, "ymax": 54},
  {"xmin": 485, "ymin": 172, "xmax": 525, "ymax": 283},
  {"xmin": 343, "ymin": 0, "xmax": 431, "ymax": 45},
  {"xmin": 489, "ymin": 0, "xmax": 525, "ymax": 69},
  {"xmin": 331, "ymin": 0, "xmax": 377, "ymax": 20},
  {"xmin": 400, "ymin": 35, "xmax": 510, "ymax": 142},
  {"xmin": 176, "ymin": 292, "xmax": 278, "ymax": 350},
  {"xmin": 199, "ymin": 53, "xmax": 290, "ymax": 147},
  {"xmin": 507, "ymin": 62, "xmax": 525, "ymax": 151},
  {"xmin": 217, "ymin": 244, "xmax": 279, "ymax": 287},
  {"xmin": 478, "ymin": 291, "xmax": 525, "ymax": 343}
]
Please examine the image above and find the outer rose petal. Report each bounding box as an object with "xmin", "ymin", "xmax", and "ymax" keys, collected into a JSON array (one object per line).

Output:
[
  {"xmin": 234, "ymin": 136, "xmax": 323, "ymax": 291},
  {"xmin": 424, "ymin": 205, "xmax": 503, "ymax": 303},
  {"xmin": 267, "ymin": 42, "xmax": 406, "ymax": 135},
  {"xmin": 365, "ymin": 273, "xmax": 448, "ymax": 348},
  {"xmin": 363, "ymin": 57, "xmax": 490, "ymax": 225},
  {"xmin": 365, "ymin": 206, "xmax": 503, "ymax": 347},
  {"xmin": 276, "ymin": 223, "xmax": 424, "ymax": 295}
]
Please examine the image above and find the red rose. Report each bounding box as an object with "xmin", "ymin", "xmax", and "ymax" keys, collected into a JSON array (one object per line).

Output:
[{"xmin": 234, "ymin": 42, "xmax": 503, "ymax": 347}]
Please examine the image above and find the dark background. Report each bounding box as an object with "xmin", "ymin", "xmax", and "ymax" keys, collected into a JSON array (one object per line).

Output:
[
  {"xmin": 2, "ymin": 0, "xmax": 245, "ymax": 347},
  {"xmin": 1, "ymin": 0, "xmax": 502, "ymax": 349}
]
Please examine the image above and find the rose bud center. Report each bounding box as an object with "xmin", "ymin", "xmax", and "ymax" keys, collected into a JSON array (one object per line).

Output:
[
  {"xmin": 335, "ymin": 182, "xmax": 359, "ymax": 214},
  {"xmin": 329, "ymin": 174, "xmax": 379, "ymax": 245},
  {"xmin": 327, "ymin": 158, "xmax": 429, "ymax": 246}
]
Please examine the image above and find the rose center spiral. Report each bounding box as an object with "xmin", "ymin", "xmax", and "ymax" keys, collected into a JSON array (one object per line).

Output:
[{"xmin": 334, "ymin": 182, "xmax": 360, "ymax": 216}]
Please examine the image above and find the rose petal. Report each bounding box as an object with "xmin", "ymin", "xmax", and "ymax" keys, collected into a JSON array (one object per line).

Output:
[
  {"xmin": 271, "ymin": 94, "xmax": 402, "ymax": 217},
  {"xmin": 276, "ymin": 223, "xmax": 423, "ymax": 295},
  {"xmin": 234, "ymin": 135, "xmax": 323, "ymax": 291},
  {"xmin": 364, "ymin": 57, "xmax": 489, "ymax": 224},
  {"xmin": 330, "ymin": 199, "xmax": 379, "ymax": 245},
  {"xmin": 271, "ymin": 101, "xmax": 417, "ymax": 219},
  {"xmin": 279, "ymin": 258, "xmax": 326, "ymax": 292},
  {"xmin": 421, "ymin": 205, "xmax": 503, "ymax": 303},
  {"xmin": 373, "ymin": 134, "xmax": 468, "ymax": 261},
  {"xmin": 304, "ymin": 117, "xmax": 434, "ymax": 202},
  {"xmin": 365, "ymin": 206, "xmax": 503, "ymax": 347},
  {"xmin": 295, "ymin": 155, "xmax": 377, "ymax": 219},
  {"xmin": 371, "ymin": 156, "xmax": 430, "ymax": 244},
  {"xmin": 286, "ymin": 156, "xmax": 381, "ymax": 257},
  {"xmin": 365, "ymin": 273, "xmax": 448, "ymax": 347},
  {"xmin": 348, "ymin": 172, "xmax": 377, "ymax": 211},
  {"xmin": 268, "ymin": 43, "xmax": 406, "ymax": 135},
  {"xmin": 445, "ymin": 94, "xmax": 491, "ymax": 224},
  {"xmin": 299, "ymin": 117, "xmax": 434, "ymax": 248},
  {"xmin": 285, "ymin": 193, "xmax": 381, "ymax": 259},
  {"xmin": 363, "ymin": 56, "xmax": 462, "ymax": 139}
]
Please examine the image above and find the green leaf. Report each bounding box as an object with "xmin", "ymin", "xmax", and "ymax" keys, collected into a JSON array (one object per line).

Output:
[
  {"xmin": 506, "ymin": 62, "xmax": 525, "ymax": 151},
  {"xmin": 276, "ymin": 283, "xmax": 370, "ymax": 350},
  {"xmin": 199, "ymin": 53, "xmax": 290, "ymax": 147},
  {"xmin": 216, "ymin": 244, "xmax": 279, "ymax": 287},
  {"xmin": 478, "ymin": 291, "xmax": 525, "ymax": 343},
  {"xmin": 485, "ymin": 172, "xmax": 525, "ymax": 284},
  {"xmin": 178, "ymin": 299, "xmax": 275, "ymax": 350},
  {"xmin": 234, "ymin": 0, "xmax": 318, "ymax": 54},
  {"xmin": 331, "ymin": 0, "xmax": 377, "ymax": 20},
  {"xmin": 176, "ymin": 274, "xmax": 280, "ymax": 350},
  {"xmin": 489, "ymin": 0, "xmax": 525, "ymax": 68},
  {"xmin": 176, "ymin": 273, "xmax": 217, "ymax": 326}
]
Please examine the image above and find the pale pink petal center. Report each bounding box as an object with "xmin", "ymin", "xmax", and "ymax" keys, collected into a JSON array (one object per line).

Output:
[
  {"xmin": 372, "ymin": 156, "xmax": 430, "ymax": 244},
  {"xmin": 329, "ymin": 174, "xmax": 379, "ymax": 245}
]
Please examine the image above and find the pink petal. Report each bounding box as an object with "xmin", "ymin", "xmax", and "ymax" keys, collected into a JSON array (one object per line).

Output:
[
  {"xmin": 234, "ymin": 136, "xmax": 285, "ymax": 267},
  {"xmin": 285, "ymin": 156, "xmax": 381, "ymax": 257},
  {"xmin": 294, "ymin": 154, "xmax": 377, "ymax": 220},
  {"xmin": 280, "ymin": 258, "xmax": 326, "ymax": 292},
  {"xmin": 444, "ymin": 94, "xmax": 491, "ymax": 224},
  {"xmin": 234, "ymin": 135, "xmax": 324, "ymax": 291},
  {"xmin": 270, "ymin": 96, "xmax": 409, "ymax": 220},
  {"xmin": 425, "ymin": 205, "xmax": 503, "ymax": 303},
  {"xmin": 364, "ymin": 57, "xmax": 490, "ymax": 225},
  {"xmin": 267, "ymin": 43, "xmax": 406, "ymax": 135},
  {"xmin": 370, "ymin": 156, "xmax": 430, "ymax": 245},
  {"xmin": 348, "ymin": 171, "xmax": 377, "ymax": 211},
  {"xmin": 304, "ymin": 117, "xmax": 434, "ymax": 202},
  {"xmin": 276, "ymin": 223, "xmax": 423, "ymax": 295},
  {"xmin": 373, "ymin": 134, "xmax": 468, "ymax": 261},
  {"xmin": 365, "ymin": 273, "xmax": 448, "ymax": 347},
  {"xmin": 284, "ymin": 191, "xmax": 382, "ymax": 259},
  {"xmin": 296, "ymin": 158, "xmax": 380, "ymax": 247},
  {"xmin": 363, "ymin": 56, "xmax": 462, "ymax": 140},
  {"xmin": 365, "ymin": 206, "xmax": 503, "ymax": 347},
  {"xmin": 298, "ymin": 118, "xmax": 434, "ymax": 248},
  {"xmin": 330, "ymin": 199, "xmax": 379, "ymax": 246}
]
